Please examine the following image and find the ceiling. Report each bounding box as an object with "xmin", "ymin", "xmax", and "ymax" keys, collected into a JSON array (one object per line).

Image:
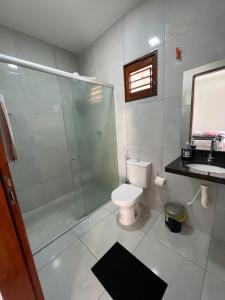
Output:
[{"xmin": 0, "ymin": 0, "xmax": 141, "ymax": 54}]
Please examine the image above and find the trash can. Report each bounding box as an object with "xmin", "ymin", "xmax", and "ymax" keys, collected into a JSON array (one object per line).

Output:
[{"xmin": 164, "ymin": 202, "xmax": 186, "ymax": 233}]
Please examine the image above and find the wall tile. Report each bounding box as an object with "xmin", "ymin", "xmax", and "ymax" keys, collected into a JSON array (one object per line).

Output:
[
  {"xmin": 0, "ymin": 69, "xmax": 27, "ymax": 114},
  {"xmin": 78, "ymin": 44, "xmax": 96, "ymax": 77},
  {"xmin": 216, "ymin": 184, "xmax": 225, "ymax": 208},
  {"xmin": 12, "ymin": 30, "xmax": 56, "ymax": 68},
  {"xmin": 0, "ymin": 25, "xmax": 16, "ymax": 56},
  {"xmin": 95, "ymin": 20, "xmax": 123, "ymax": 75},
  {"xmin": 123, "ymin": 0, "xmax": 165, "ymax": 63},
  {"xmin": 43, "ymin": 173, "xmax": 74, "ymax": 203},
  {"xmin": 213, "ymin": 205, "xmax": 225, "ymax": 241},
  {"xmin": 162, "ymin": 146, "xmax": 180, "ymax": 169},
  {"xmin": 31, "ymin": 114, "xmax": 67, "ymax": 148},
  {"xmin": 163, "ymin": 97, "xmax": 182, "ymax": 148},
  {"xmin": 10, "ymin": 151, "xmax": 42, "ymax": 191},
  {"xmin": 55, "ymin": 47, "xmax": 78, "ymax": 72},
  {"xmin": 126, "ymin": 100, "xmax": 163, "ymax": 147},
  {"xmin": 9, "ymin": 113, "xmax": 35, "ymax": 153},
  {"xmin": 21, "ymin": 69, "xmax": 62, "ymax": 115},
  {"xmin": 164, "ymin": 2, "xmax": 225, "ymax": 100},
  {"xmin": 17, "ymin": 184, "xmax": 46, "ymax": 214},
  {"xmin": 165, "ymin": 0, "xmax": 211, "ymax": 42},
  {"xmin": 35, "ymin": 145, "xmax": 71, "ymax": 181}
]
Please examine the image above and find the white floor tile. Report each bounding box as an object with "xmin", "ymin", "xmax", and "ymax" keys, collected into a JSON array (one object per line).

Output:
[
  {"xmin": 140, "ymin": 209, "xmax": 160, "ymax": 233},
  {"xmin": 207, "ymin": 237, "xmax": 225, "ymax": 282},
  {"xmin": 81, "ymin": 214, "xmax": 145, "ymax": 258},
  {"xmin": 38, "ymin": 239, "xmax": 103, "ymax": 300},
  {"xmin": 72, "ymin": 207, "xmax": 110, "ymax": 237},
  {"xmin": 133, "ymin": 235, "xmax": 205, "ymax": 300},
  {"xmin": 28, "ymin": 216, "xmax": 69, "ymax": 253},
  {"xmin": 149, "ymin": 215, "xmax": 210, "ymax": 268},
  {"xmin": 34, "ymin": 230, "xmax": 78, "ymax": 270},
  {"xmin": 201, "ymin": 272, "xmax": 225, "ymax": 300},
  {"xmin": 103, "ymin": 200, "xmax": 119, "ymax": 214}
]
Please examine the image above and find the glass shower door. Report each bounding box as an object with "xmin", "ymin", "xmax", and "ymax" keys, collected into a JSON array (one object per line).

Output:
[
  {"xmin": 0, "ymin": 60, "xmax": 118, "ymax": 253},
  {"xmin": 71, "ymin": 81, "xmax": 119, "ymax": 214}
]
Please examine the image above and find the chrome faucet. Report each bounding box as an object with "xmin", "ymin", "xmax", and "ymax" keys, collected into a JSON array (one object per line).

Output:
[{"xmin": 208, "ymin": 136, "xmax": 218, "ymax": 163}]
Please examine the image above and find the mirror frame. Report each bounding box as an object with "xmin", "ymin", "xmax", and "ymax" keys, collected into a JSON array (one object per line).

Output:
[{"xmin": 181, "ymin": 58, "xmax": 225, "ymax": 149}]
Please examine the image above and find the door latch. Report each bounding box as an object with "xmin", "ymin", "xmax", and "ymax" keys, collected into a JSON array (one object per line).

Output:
[{"xmin": 3, "ymin": 176, "xmax": 15, "ymax": 206}]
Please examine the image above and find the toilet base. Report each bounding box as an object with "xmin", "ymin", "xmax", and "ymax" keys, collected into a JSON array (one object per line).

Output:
[{"xmin": 119, "ymin": 203, "xmax": 142, "ymax": 226}]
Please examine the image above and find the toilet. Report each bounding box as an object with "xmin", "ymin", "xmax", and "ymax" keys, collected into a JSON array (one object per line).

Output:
[{"xmin": 111, "ymin": 159, "xmax": 151, "ymax": 226}]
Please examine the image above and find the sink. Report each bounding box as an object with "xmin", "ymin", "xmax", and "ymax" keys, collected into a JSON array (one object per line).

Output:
[{"xmin": 186, "ymin": 163, "xmax": 225, "ymax": 174}]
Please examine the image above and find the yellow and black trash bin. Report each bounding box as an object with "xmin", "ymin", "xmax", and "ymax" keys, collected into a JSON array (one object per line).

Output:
[{"xmin": 164, "ymin": 202, "xmax": 186, "ymax": 233}]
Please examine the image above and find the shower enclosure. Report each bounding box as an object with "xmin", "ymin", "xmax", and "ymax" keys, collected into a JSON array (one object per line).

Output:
[{"xmin": 0, "ymin": 56, "xmax": 118, "ymax": 253}]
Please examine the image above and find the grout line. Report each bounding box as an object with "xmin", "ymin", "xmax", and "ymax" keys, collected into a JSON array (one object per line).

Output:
[
  {"xmin": 36, "ymin": 237, "xmax": 79, "ymax": 272},
  {"xmin": 36, "ymin": 206, "xmax": 115, "ymax": 271},
  {"xmin": 206, "ymin": 269, "xmax": 225, "ymax": 284},
  {"xmin": 32, "ymin": 202, "xmax": 111, "ymax": 255},
  {"xmin": 148, "ymin": 232, "xmax": 206, "ymax": 271},
  {"xmin": 199, "ymin": 184, "xmax": 220, "ymax": 298},
  {"xmin": 131, "ymin": 212, "xmax": 161, "ymax": 252},
  {"xmin": 146, "ymin": 219, "xmax": 208, "ymax": 270},
  {"xmin": 76, "ymin": 235, "xmax": 99, "ymax": 260},
  {"xmin": 73, "ymin": 208, "xmax": 112, "ymax": 238}
]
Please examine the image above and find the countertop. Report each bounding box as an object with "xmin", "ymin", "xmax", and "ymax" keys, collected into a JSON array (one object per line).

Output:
[{"xmin": 165, "ymin": 150, "xmax": 225, "ymax": 184}]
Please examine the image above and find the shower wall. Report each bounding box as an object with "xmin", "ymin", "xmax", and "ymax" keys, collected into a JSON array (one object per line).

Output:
[{"xmin": 0, "ymin": 24, "xmax": 79, "ymax": 214}]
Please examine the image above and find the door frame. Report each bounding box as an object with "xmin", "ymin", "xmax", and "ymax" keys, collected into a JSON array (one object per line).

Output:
[{"xmin": 0, "ymin": 136, "xmax": 44, "ymax": 300}]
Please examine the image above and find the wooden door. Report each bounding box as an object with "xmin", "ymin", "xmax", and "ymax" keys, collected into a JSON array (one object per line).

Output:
[
  {"xmin": 0, "ymin": 137, "xmax": 44, "ymax": 300},
  {"xmin": 0, "ymin": 179, "xmax": 36, "ymax": 299}
]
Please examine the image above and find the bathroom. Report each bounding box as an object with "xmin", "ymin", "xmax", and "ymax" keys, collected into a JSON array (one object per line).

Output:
[{"xmin": 0, "ymin": 0, "xmax": 225, "ymax": 299}]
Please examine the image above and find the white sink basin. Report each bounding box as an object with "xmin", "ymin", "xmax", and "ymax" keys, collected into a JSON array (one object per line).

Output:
[{"xmin": 186, "ymin": 163, "xmax": 225, "ymax": 174}]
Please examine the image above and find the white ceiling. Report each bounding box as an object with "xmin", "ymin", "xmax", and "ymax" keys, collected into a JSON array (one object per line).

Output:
[{"xmin": 0, "ymin": 0, "xmax": 141, "ymax": 54}]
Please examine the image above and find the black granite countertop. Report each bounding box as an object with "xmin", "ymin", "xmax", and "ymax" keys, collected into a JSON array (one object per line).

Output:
[{"xmin": 165, "ymin": 150, "xmax": 225, "ymax": 184}]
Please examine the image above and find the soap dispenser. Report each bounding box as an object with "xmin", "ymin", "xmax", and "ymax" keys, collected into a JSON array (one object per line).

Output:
[{"xmin": 181, "ymin": 141, "xmax": 192, "ymax": 160}]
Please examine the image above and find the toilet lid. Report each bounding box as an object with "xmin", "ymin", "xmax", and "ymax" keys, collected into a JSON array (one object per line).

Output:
[{"xmin": 112, "ymin": 184, "xmax": 143, "ymax": 206}]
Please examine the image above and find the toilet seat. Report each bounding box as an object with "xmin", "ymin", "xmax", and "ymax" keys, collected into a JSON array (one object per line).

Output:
[{"xmin": 112, "ymin": 183, "xmax": 143, "ymax": 207}]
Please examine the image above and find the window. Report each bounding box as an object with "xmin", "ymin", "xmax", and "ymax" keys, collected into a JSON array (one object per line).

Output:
[{"xmin": 123, "ymin": 50, "xmax": 157, "ymax": 102}]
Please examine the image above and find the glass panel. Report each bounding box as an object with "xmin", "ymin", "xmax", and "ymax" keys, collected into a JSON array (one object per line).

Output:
[
  {"xmin": 0, "ymin": 61, "xmax": 118, "ymax": 253},
  {"xmin": 71, "ymin": 80, "xmax": 119, "ymax": 214}
]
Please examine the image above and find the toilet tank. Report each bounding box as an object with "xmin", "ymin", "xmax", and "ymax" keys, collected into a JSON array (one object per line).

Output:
[{"xmin": 127, "ymin": 159, "xmax": 151, "ymax": 188}]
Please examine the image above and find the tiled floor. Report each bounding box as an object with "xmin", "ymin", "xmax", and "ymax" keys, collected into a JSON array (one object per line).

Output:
[
  {"xmin": 23, "ymin": 185, "xmax": 111, "ymax": 253},
  {"xmin": 23, "ymin": 191, "xmax": 84, "ymax": 253},
  {"xmin": 33, "ymin": 201, "xmax": 225, "ymax": 300}
]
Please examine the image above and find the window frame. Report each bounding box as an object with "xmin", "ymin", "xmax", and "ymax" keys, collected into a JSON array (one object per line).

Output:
[{"xmin": 123, "ymin": 50, "xmax": 158, "ymax": 102}]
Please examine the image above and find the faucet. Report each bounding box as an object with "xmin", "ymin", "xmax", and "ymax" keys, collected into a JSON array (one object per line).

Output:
[{"xmin": 207, "ymin": 136, "xmax": 218, "ymax": 163}]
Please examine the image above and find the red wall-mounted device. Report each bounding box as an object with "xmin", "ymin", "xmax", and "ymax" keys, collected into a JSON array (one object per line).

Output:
[{"xmin": 176, "ymin": 47, "xmax": 182, "ymax": 60}]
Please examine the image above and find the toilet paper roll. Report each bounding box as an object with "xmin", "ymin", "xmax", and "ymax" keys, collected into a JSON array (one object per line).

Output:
[{"xmin": 154, "ymin": 176, "xmax": 166, "ymax": 187}]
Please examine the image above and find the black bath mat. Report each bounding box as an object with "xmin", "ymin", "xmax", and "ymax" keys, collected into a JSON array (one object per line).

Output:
[{"xmin": 91, "ymin": 242, "xmax": 167, "ymax": 300}]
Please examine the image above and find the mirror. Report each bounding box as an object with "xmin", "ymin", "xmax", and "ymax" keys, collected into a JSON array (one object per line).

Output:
[{"xmin": 181, "ymin": 59, "xmax": 225, "ymax": 151}]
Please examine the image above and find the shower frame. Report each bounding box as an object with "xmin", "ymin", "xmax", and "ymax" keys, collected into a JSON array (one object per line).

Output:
[{"xmin": 0, "ymin": 53, "xmax": 114, "ymax": 88}]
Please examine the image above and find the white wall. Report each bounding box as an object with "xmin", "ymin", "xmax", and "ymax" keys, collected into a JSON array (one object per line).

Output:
[
  {"xmin": 78, "ymin": 0, "xmax": 225, "ymax": 234},
  {"xmin": 0, "ymin": 24, "xmax": 79, "ymax": 213}
]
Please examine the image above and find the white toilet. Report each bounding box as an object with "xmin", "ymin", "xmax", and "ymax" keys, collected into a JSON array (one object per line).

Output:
[{"xmin": 111, "ymin": 159, "xmax": 151, "ymax": 226}]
